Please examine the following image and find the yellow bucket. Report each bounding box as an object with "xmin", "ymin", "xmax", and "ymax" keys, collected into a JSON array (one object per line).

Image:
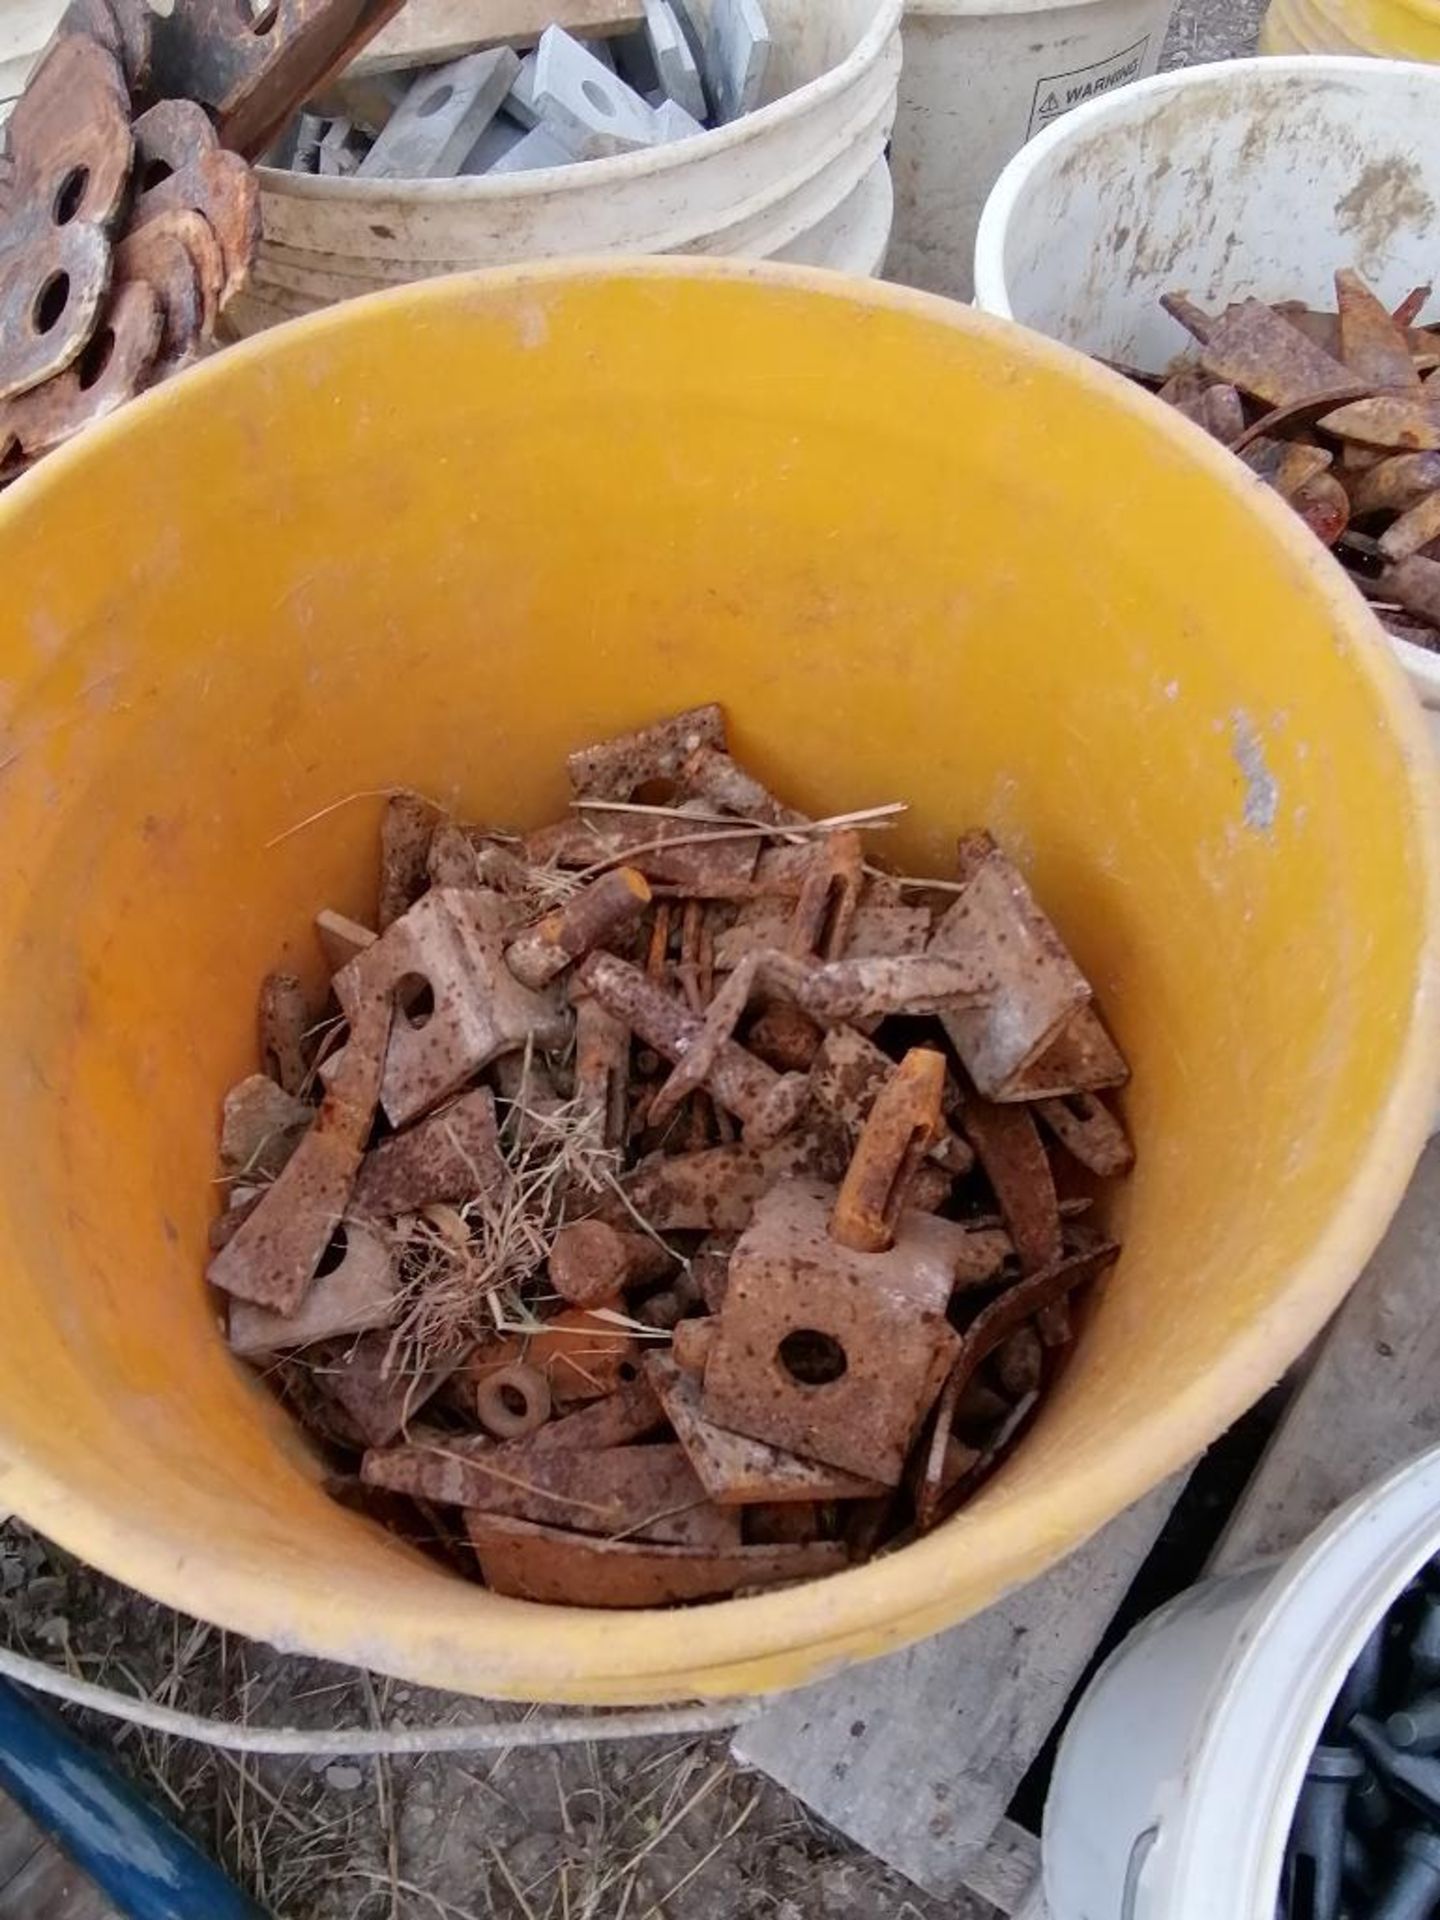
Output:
[
  {"xmin": 1260, "ymin": 0, "xmax": 1440, "ymax": 58},
  {"xmin": 0, "ymin": 260, "xmax": 1436, "ymax": 1704}
]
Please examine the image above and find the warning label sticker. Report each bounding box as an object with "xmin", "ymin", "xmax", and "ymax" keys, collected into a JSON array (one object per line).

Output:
[{"xmin": 1026, "ymin": 37, "xmax": 1151, "ymax": 139}]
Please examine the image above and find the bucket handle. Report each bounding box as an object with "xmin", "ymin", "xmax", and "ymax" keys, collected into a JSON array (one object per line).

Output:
[{"xmin": 1120, "ymin": 1825, "xmax": 1159, "ymax": 1920}]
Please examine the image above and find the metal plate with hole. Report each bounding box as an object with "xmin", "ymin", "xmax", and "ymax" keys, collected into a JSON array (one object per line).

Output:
[
  {"xmin": 129, "ymin": 101, "xmax": 261, "ymax": 307},
  {"xmin": 701, "ymin": 1177, "xmax": 962, "ymax": 1485},
  {"xmin": 0, "ymin": 34, "xmax": 132, "ymax": 402},
  {"xmin": 0, "ymin": 278, "xmax": 162, "ymax": 460}
]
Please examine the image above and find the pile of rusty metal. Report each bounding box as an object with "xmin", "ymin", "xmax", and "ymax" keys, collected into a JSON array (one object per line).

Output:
[
  {"xmin": 1133, "ymin": 270, "xmax": 1440, "ymax": 652},
  {"xmin": 0, "ymin": 0, "xmax": 406, "ymax": 485},
  {"xmin": 209, "ymin": 706, "xmax": 1133, "ymax": 1607}
]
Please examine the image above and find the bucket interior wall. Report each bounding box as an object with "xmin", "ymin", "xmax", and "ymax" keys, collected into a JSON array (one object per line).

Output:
[
  {"xmin": 0, "ymin": 262, "xmax": 1433, "ymax": 1703},
  {"xmin": 988, "ymin": 60, "xmax": 1440, "ymax": 368}
]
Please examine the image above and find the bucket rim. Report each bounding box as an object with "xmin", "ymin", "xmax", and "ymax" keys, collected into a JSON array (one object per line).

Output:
[
  {"xmin": 973, "ymin": 52, "xmax": 1440, "ymax": 322},
  {"xmin": 254, "ymin": 0, "xmax": 904, "ymax": 205},
  {"xmin": 3, "ymin": 254, "xmax": 1439, "ymax": 1703}
]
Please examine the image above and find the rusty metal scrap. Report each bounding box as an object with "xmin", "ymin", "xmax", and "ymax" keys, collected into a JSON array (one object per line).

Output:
[
  {"xmin": 702, "ymin": 1176, "xmax": 963, "ymax": 1485},
  {"xmin": 1035, "ymin": 1091, "xmax": 1134, "ymax": 1178},
  {"xmin": 960, "ymin": 1090, "xmax": 1063, "ymax": 1273},
  {"xmin": 228, "ymin": 1218, "xmax": 397, "ymax": 1357},
  {"xmin": 547, "ymin": 1218, "xmax": 670, "ymax": 1307},
  {"xmin": 473, "ymin": 1362, "xmax": 552, "ymax": 1439},
  {"xmin": 830, "ymin": 1047, "xmax": 945, "ymax": 1254},
  {"xmin": 1318, "ymin": 394, "xmax": 1440, "ymax": 451},
  {"xmin": 572, "ymin": 988, "xmax": 631, "ymax": 1152},
  {"xmin": 648, "ymin": 1354, "xmax": 885, "ymax": 1505},
  {"xmin": 0, "ymin": 36, "xmax": 130, "ymax": 405},
  {"xmin": 128, "ymin": 101, "xmax": 260, "ymax": 309},
  {"xmin": 352, "ymin": 1087, "xmax": 504, "ymax": 1216},
  {"xmin": 746, "ymin": 1003, "xmax": 824, "ymax": 1073},
  {"xmin": 466, "ymin": 1306, "xmax": 639, "ymax": 1406},
  {"xmin": 215, "ymin": 704, "xmax": 1133, "ymax": 1606},
  {"xmin": 1134, "ymin": 270, "xmax": 1440, "ymax": 652},
  {"xmin": 146, "ymin": 0, "xmax": 409, "ymax": 161},
  {"xmin": 527, "ymin": 807, "xmax": 763, "ymax": 896},
  {"xmin": 310, "ymin": 1329, "xmax": 469, "ymax": 1450},
  {"xmin": 789, "ymin": 829, "xmax": 864, "ymax": 960},
  {"xmin": 506, "ymin": 867, "xmax": 651, "ymax": 989},
  {"xmin": 669, "ymin": 1315, "xmax": 716, "ymax": 1374},
  {"xmin": 365, "ymin": 1432, "xmax": 737, "ymax": 1548},
  {"xmin": 931, "ymin": 832, "xmax": 1091, "ymax": 1099},
  {"xmin": 209, "ymin": 991, "xmax": 392, "ymax": 1311},
  {"xmin": 465, "ymin": 1511, "xmax": 846, "ymax": 1607},
  {"xmin": 377, "ymin": 789, "xmax": 445, "ymax": 928},
  {"xmin": 1374, "ymin": 554, "xmax": 1440, "ymax": 629},
  {"xmin": 0, "ymin": 278, "xmax": 162, "ymax": 461},
  {"xmin": 1336, "ymin": 268, "xmax": 1421, "ymax": 391},
  {"xmin": 0, "ymin": 0, "xmax": 275, "ymax": 487},
  {"xmin": 1350, "ymin": 452, "xmax": 1440, "ymax": 517},
  {"xmin": 567, "ymin": 703, "xmax": 727, "ymax": 800},
  {"xmin": 257, "ymin": 971, "xmax": 312, "ymax": 1095},
  {"xmin": 220, "ymin": 1073, "xmax": 313, "ymax": 1181},
  {"xmin": 1379, "ymin": 488, "xmax": 1440, "ymax": 562},
  {"xmin": 522, "ymin": 1376, "xmax": 665, "ymax": 1451},
  {"xmin": 66, "ymin": 0, "xmax": 153, "ymax": 85},
  {"xmin": 335, "ymin": 887, "xmax": 569, "ymax": 1126},
  {"xmin": 809, "ymin": 1025, "xmax": 974, "ymax": 1175},
  {"xmin": 1175, "ymin": 382, "xmax": 1246, "ymax": 444},
  {"xmin": 676, "ymin": 743, "xmax": 808, "ymax": 827},
  {"xmin": 113, "ymin": 212, "xmax": 216, "ymax": 376},
  {"xmin": 615, "ymin": 1131, "xmax": 852, "ymax": 1233},
  {"xmin": 1198, "ymin": 298, "xmax": 1355, "ymax": 408},
  {"xmin": 579, "ymin": 951, "xmax": 808, "ymax": 1144}
]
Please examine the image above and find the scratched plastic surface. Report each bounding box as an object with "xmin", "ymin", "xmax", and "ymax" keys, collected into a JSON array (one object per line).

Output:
[{"xmin": 0, "ymin": 260, "xmax": 1435, "ymax": 1704}]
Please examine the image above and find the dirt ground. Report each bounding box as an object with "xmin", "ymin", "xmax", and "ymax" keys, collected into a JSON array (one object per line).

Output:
[
  {"xmin": 0, "ymin": 7, "xmax": 1260, "ymax": 1916},
  {"xmin": 0, "ymin": 1519, "xmax": 974, "ymax": 1920}
]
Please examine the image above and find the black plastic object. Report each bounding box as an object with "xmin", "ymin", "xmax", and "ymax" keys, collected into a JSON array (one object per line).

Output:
[
  {"xmin": 1372, "ymin": 1828, "xmax": 1440, "ymax": 1920},
  {"xmin": 1353, "ymin": 1716, "xmax": 1440, "ymax": 1825},
  {"xmin": 1284, "ymin": 1745, "xmax": 1363, "ymax": 1920},
  {"xmin": 1390, "ymin": 1691, "xmax": 1440, "ymax": 1754}
]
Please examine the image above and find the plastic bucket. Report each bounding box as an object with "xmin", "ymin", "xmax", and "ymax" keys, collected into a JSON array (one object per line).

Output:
[
  {"xmin": 1261, "ymin": 0, "xmax": 1440, "ymax": 65},
  {"xmin": 226, "ymin": 0, "xmax": 902, "ymax": 336},
  {"xmin": 1044, "ymin": 1446, "xmax": 1440, "ymax": 1918},
  {"xmin": 772, "ymin": 155, "xmax": 894, "ymax": 275},
  {"xmin": 0, "ymin": 260, "xmax": 1436, "ymax": 1705},
  {"xmin": 972, "ymin": 54, "xmax": 1440, "ymax": 709},
  {"xmin": 884, "ymin": 0, "xmax": 1174, "ymax": 302}
]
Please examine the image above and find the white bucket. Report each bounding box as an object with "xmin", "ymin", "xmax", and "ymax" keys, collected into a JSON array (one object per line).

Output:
[
  {"xmin": 1044, "ymin": 1445, "xmax": 1440, "ymax": 1919},
  {"xmin": 772, "ymin": 154, "xmax": 894, "ymax": 275},
  {"xmin": 227, "ymin": 0, "xmax": 903, "ymax": 337},
  {"xmin": 972, "ymin": 54, "xmax": 1440, "ymax": 710},
  {"xmin": 884, "ymin": 0, "xmax": 1174, "ymax": 303}
]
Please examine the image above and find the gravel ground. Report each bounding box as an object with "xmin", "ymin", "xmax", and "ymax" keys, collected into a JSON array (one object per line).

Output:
[{"xmin": 1163, "ymin": 0, "xmax": 1266, "ymax": 68}]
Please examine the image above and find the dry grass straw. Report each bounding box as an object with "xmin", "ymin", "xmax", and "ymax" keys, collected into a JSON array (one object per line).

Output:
[{"xmin": 379, "ymin": 1063, "xmax": 621, "ymax": 1378}]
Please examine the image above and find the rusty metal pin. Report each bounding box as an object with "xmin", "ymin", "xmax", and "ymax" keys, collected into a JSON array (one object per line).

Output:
[
  {"xmin": 505, "ymin": 867, "xmax": 651, "ymax": 989},
  {"xmin": 577, "ymin": 952, "xmax": 808, "ymax": 1145},
  {"xmin": 830, "ymin": 1048, "xmax": 946, "ymax": 1254},
  {"xmin": 257, "ymin": 971, "xmax": 311, "ymax": 1095},
  {"xmin": 788, "ymin": 830, "xmax": 864, "ymax": 961},
  {"xmin": 547, "ymin": 1218, "xmax": 671, "ymax": 1307},
  {"xmin": 572, "ymin": 988, "xmax": 630, "ymax": 1152}
]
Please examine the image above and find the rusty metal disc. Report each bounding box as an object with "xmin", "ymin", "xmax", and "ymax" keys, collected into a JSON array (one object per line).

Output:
[
  {"xmin": 0, "ymin": 278, "xmax": 162, "ymax": 462},
  {"xmin": 129, "ymin": 101, "xmax": 261, "ymax": 309}
]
